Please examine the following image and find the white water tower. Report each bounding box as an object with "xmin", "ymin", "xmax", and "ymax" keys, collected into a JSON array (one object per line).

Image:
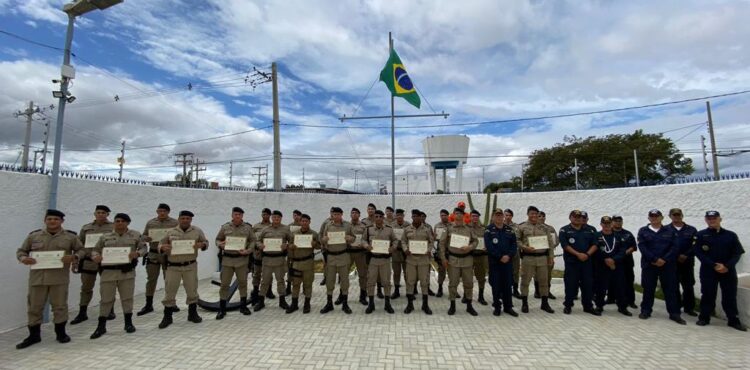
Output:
[{"xmin": 422, "ymin": 135, "xmax": 470, "ymax": 193}]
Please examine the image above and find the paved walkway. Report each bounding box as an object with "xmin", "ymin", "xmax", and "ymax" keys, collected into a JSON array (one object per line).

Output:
[{"xmin": 1, "ymin": 275, "xmax": 748, "ymax": 369}]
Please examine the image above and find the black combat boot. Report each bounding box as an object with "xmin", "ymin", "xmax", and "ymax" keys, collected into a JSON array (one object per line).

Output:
[
  {"xmin": 124, "ymin": 313, "xmax": 136, "ymax": 333},
  {"xmin": 448, "ymin": 300, "xmax": 456, "ymax": 315},
  {"xmin": 404, "ymin": 294, "xmax": 415, "ymax": 314},
  {"xmin": 478, "ymin": 287, "xmax": 488, "ymax": 305},
  {"xmin": 279, "ymin": 295, "xmax": 289, "ymax": 310},
  {"xmin": 158, "ymin": 308, "xmax": 173, "ymax": 329},
  {"xmin": 137, "ymin": 296, "xmax": 154, "ymax": 316},
  {"xmin": 216, "ymin": 300, "xmax": 227, "ymax": 320},
  {"xmin": 359, "ymin": 289, "xmax": 368, "ymax": 305},
  {"xmin": 286, "ymin": 280, "xmax": 292, "ymax": 295},
  {"xmin": 377, "ymin": 283, "xmax": 384, "ymax": 299},
  {"xmin": 90, "ymin": 317, "xmax": 107, "ymax": 339},
  {"xmin": 534, "ymin": 281, "xmax": 541, "ymax": 299},
  {"xmin": 320, "ymin": 295, "xmax": 334, "ymax": 314},
  {"xmin": 436, "ymin": 285, "xmax": 443, "ymax": 297},
  {"xmin": 265, "ymin": 286, "xmax": 275, "ymax": 299},
  {"xmin": 366, "ymin": 296, "xmax": 375, "ymax": 314},
  {"xmin": 250, "ymin": 286, "xmax": 260, "ymax": 305},
  {"xmin": 239, "ymin": 297, "xmax": 251, "ymax": 315},
  {"xmin": 428, "ymin": 288, "xmax": 436, "ymax": 296},
  {"xmin": 54, "ymin": 322, "xmax": 71, "ymax": 343},
  {"xmin": 391, "ymin": 285, "xmax": 401, "ymax": 299},
  {"xmin": 466, "ymin": 301, "xmax": 478, "ymax": 316},
  {"xmin": 16, "ymin": 325, "xmax": 41, "ymax": 349},
  {"xmin": 421, "ymin": 295, "xmax": 432, "ymax": 315},
  {"xmin": 303, "ymin": 297, "xmax": 311, "ymax": 314},
  {"xmin": 334, "ymin": 291, "xmax": 344, "ymax": 305},
  {"xmin": 541, "ymin": 297, "xmax": 555, "ymax": 313},
  {"xmin": 253, "ymin": 297, "xmax": 266, "ymax": 312},
  {"xmin": 70, "ymin": 305, "xmax": 88, "ymax": 325},
  {"xmin": 106, "ymin": 307, "xmax": 116, "ymax": 321},
  {"xmin": 521, "ymin": 296, "xmax": 529, "ymax": 313},
  {"xmin": 286, "ymin": 297, "xmax": 299, "ymax": 314},
  {"xmin": 384, "ymin": 296, "xmax": 395, "ymax": 314},
  {"xmin": 341, "ymin": 295, "xmax": 352, "ymax": 314},
  {"xmin": 187, "ymin": 303, "xmax": 202, "ymax": 323}
]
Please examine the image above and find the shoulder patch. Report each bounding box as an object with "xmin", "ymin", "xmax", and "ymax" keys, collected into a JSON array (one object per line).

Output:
[
  {"xmin": 28, "ymin": 229, "xmax": 41, "ymax": 234},
  {"xmin": 66, "ymin": 230, "xmax": 78, "ymax": 235}
]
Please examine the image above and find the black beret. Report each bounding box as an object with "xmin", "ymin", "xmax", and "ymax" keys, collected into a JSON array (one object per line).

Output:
[
  {"xmin": 330, "ymin": 207, "xmax": 337, "ymax": 211},
  {"xmin": 527, "ymin": 206, "xmax": 539, "ymax": 213},
  {"xmin": 411, "ymin": 209, "xmax": 421, "ymax": 215},
  {"xmin": 293, "ymin": 209, "xmax": 302, "ymax": 216},
  {"xmin": 157, "ymin": 203, "xmax": 170, "ymax": 211},
  {"xmin": 262, "ymin": 208, "xmax": 272, "ymax": 215},
  {"xmin": 46, "ymin": 209, "xmax": 65, "ymax": 219},
  {"xmin": 471, "ymin": 210, "xmax": 480, "ymax": 216},
  {"xmin": 539, "ymin": 211, "xmax": 546, "ymax": 217},
  {"xmin": 367, "ymin": 203, "xmax": 377, "ymax": 209},
  {"xmin": 179, "ymin": 210, "xmax": 194, "ymax": 218},
  {"xmin": 420, "ymin": 211, "xmax": 427, "ymax": 217},
  {"xmin": 374, "ymin": 210, "xmax": 385, "ymax": 216},
  {"xmin": 232, "ymin": 207, "xmax": 244, "ymax": 214},
  {"xmin": 395, "ymin": 209, "xmax": 405, "ymax": 215},
  {"xmin": 570, "ymin": 210, "xmax": 583, "ymax": 217},
  {"xmin": 440, "ymin": 209, "xmax": 449, "ymax": 215},
  {"xmin": 300, "ymin": 214, "xmax": 311, "ymax": 220},
  {"xmin": 272, "ymin": 210, "xmax": 283, "ymax": 217},
  {"xmin": 114, "ymin": 213, "xmax": 131, "ymax": 222},
  {"xmin": 504, "ymin": 209, "xmax": 514, "ymax": 216},
  {"xmin": 612, "ymin": 214, "xmax": 623, "ymax": 221},
  {"xmin": 331, "ymin": 207, "xmax": 343, "ymax": 214},
  {"xmin": 351, "ymin": 208, "xmax": 360, "ymax": 213},
  {"xmin": 386, "ymin": 206, "xmax": 394, "ymax": 212},
  {"xmin": 95, "ymin": 205, "xmax": 111, "ymax": 213},
  {"xmin": 454, "ymin": 207, "xmax": 465, "ymax": 214}
]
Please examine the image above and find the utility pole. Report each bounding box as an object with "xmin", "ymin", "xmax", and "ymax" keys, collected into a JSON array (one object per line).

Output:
[
  {"xmin": 251, "ymin": 166, "xmax": 267, "ymax": 190},
  {"xmin": 574, "ymin": 158, "xmax": 579, "ymax": 190},
  {"xmin": 13, "ymin": 101, "xmax": 35, "ymax": 170},
  {"xmin": 302, "ymin": 168, "xmax": 305, "ymax": 188},
  {"xmin": 265, "ymin": 164, "xmax": 269, "ymax": 190},
  {"xmin": 33, "ymin": 149, "xmax": 49, "ymax": 170},
  {"xmin": 117, "ymin": 140, "xmax": 125, "ymax": 182},
  {"xmin": 520, "ymin": 164, "xmax": 524, "ymax": 192},
  {"xmin": 706, "ymin": 101, "xmax": 720, "ymax": 179},
  {"xmin": 700, "ymin": 135, "xmax": 709, "ymax": 177},
  {"xmin": 229, "ymin": 161, "xmax": 233, "ymax": 187},
  {"xmin": 633, "ymin": 150, "xmax": 640, "ymax": 187},
  {"xmin": 351, "ymin": 168, "xmax": 360, "ymax": 192},
  {"xmin": 40, "ymin": 118, "xmax": 50, "ymax": 171},
  {"xmin": 405, "ymin": 170, "xmax": 409, "ymax": 193},
  {"xmin": 336, "ymin": 169, "xmax": 340, "ymax": 193},
  {"xmin": 174, "ymin": 152, "xmax": 194, "ymax": 187},
  {"xmin": 272, "ymin": 62, "xmax": 281, "ymax": 191},
  {"xmin": 193, "ymin": 158, "xmax": 206, "ymax": 183}
]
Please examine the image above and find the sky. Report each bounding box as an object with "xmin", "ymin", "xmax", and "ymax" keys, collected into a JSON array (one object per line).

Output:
[{"xmin": 1, "ymin": 0, "xmax": 749, "ymax": 192}]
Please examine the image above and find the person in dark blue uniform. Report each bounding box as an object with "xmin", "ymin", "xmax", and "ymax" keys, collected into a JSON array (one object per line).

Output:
[
  {"xmin": 637, "ymin": 209, "xmax": 685, "ymax": 324},
  {"xmin": 611, "ymin": 215, "xmax": 638, "ymax": 309},
  {"xmin": 664, "ymin": 208, "xmax": 698, "ymax": 317},
  {"xmin": 694, "ymin": 210, "xmax": 746, "ymax": 331},
  {"xmin": 593, "ymin": 216, "xmax": 632, "ymax": 316},
  {"xmin": 559, "ymin": 210, "xmax": 600, "ymax": 315},
  {"xmin": 485, "ymin": 208, "xmax": 519, "ymax": 317}
]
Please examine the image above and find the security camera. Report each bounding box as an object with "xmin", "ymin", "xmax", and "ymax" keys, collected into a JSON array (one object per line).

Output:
[{"xmin": 66, "ymin": 96, "xmax": 76, "ymax": 103}]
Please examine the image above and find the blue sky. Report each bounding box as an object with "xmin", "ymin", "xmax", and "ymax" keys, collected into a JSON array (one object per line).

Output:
[{"xmin": 1, "ymin": 0, "xmax": 749, "ymax": 191}]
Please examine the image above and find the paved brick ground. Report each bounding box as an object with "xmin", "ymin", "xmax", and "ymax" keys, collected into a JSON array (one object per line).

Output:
[{"xmin": 1, "ymin": 274, "xmax": 748, "ymax": 369}]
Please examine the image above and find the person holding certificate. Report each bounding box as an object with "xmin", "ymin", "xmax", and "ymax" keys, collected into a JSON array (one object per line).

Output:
[
  {"xmin": 440, "ymin": 207, "xmax": 478, "ymax": 316},
  {"xmin": 71, "ymin": 205, "xmax": 114, "ymax": 325},
  {"xmin": 214, "ymin": 207, "xmax": 255, "ymax": 319},
  {"xmin": 404, "ymin": 209, "xmax": 436, "ymax": 315},
  {"xmin": 16, "ymin": 209, "xmax": 85, "ymax": 349},
  {"xmin": 89, "ymin": 213, "xmax": 147, "ymax": 339},
  {"xmin": 138, "ymin": 203, "xmax": 178, "ymax": 316},
  {"xmin": 157, "ymin": 210, "xmax": 209, "ymax": 329},
  {"xmin": 389, "ymin": 209, "xmax": 410, "ymax": 300},
  {"xmin": 286, "ymin": 214, "xmax": 320, "ymax": 314},
  {"xmin": 253, "ymin": 210, "xmax": 293, "ymax": 312},
  {"xmin": 320, "ymin": 207, "xmax": 356, "ymax": 314},
  {"xmin": 485, "ymin": 209, "xmax": 519, "ymax": 317},
  {"xmin": 516, "ymin": 206, "xmax": 555, "ymax": 314},
  {"xmin": 362, "ymin": 210, "xmax": 397, "ymax": 314},
  {"xmin": 535, "ymin": 211, "xmax": 558, "ymax": 300},
  {"xmin": 286, "ymin": 210, "xmax": 304, "ymax": 295},
  {"xmin": 469, "ymin": 211, "xmax": 489, "ymax": 306},
  {"xmin": 251, "ymin": 208, "xmax": 273, "ymax": 305},
  {"xmin": 347, "ymin": 208, "xmax": 369, "ymax": 306},
  {"xmin": 433, "ymin": 209, "xmax": 452, "ymax": 298}
]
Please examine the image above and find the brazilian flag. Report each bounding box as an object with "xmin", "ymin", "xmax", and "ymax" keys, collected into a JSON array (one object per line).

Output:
[{"xmin": 379, "ymin": 49, "xmax": 421, "ymax": 109}]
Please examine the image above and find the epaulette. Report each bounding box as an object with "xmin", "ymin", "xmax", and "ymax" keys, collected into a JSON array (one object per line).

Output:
[
  {"xmin": 66, "ymin": 230, "xmax": 78, "ymax": 235},
  {"xmin": 244, "ymin": 222, "xmax": 252, "ymax": 226},
  {"xmin": 28, "ymin": 229, "xmax": 41, "ymax": 234}
]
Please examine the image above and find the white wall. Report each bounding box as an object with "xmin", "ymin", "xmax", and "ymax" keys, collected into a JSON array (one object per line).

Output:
[{"xmin": 1, "ymin": 171, "xmax": 748, "ymax": 332}]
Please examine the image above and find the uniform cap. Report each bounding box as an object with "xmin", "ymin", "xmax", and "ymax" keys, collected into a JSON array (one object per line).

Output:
[
  {"xmin": 293, "ymin": 209, "xmax": 302, "ymax": 216},
  {"xmin": 493, "ymin": 208, "xmax": 504, "ymax": 215},
  {"xmin": 411, "ymin": 209, "xmax": 421, "ymax": 215},
  {"xmin": 351, "ymin": 208, "xmax": 360, "ymax": 214},
  {"xmin": 504, "ymin": 209, "xmax": 514, "ymax": 216},
  {"xmin": 457, "ymin": 201, "xmax": 466, "ymax": 208},
  {"xmin": 612, "ymin": 214, "xmax": 623, "ymax": 221},
  {"xmin": 157, "ymin": 203, "xmax": 170, "ymax": 211},
  {"xmin": 272, "ymin": 210, "xmax": 283, "ymax": 217},
  {"xmin": 454, "ymin": 207, "xmax": 465, "ymax": 214},
  {"xmin": 232, "ymin": 207, "xmax": 244, "ymax": 214},
  {"xmin": 527, "ymin": 206, "xmax": 539, "ymax": 213},
  {"xmin": 669, "ymin": 208, "xmax": 683, "ymax": 216},
  {"xmin": 46, "ymin": 209, "xmax": 65, "ymax": 219},
  {"xmin": 95, "ymin": 205, "xmax": 111, "ymax": 213},
  {"xmin": 395, "ymin": 209, "xmax": 405, "ymax": 215},
  {"xmin": 114, "ymin": 213, "xmax": 131, "ymax": 222},
  {"xmin": 705, "ymin": 210, "xmax": 720, "ymax": 218},
  {"xmin": 179, "ymin": 210, "xmax": 194, "ymax": 218},
  {"xmin": 374, "ymin": 210, "xmax": 385, "ymax": 216},
  {"xmin": 648, "ymin": 209, "xmax": 662, "ymax": 217},
  {"xmin": 600, "ymin": 216, "xmax": 612, "ymax": 223},
  {"xmin": 569, "ymin": 210, "xmax": 583, "ymax": 217},
  {"xmin": 330, "ymin": 207, "xmax": 343, "ymax": 214},
  {"xmin": 262, "ymin": 208, "xmax": 272, "ymax": 215},
  {"xmin": 300, "ymin": 214, "xmax": 311, "ymax": 220},
  {"xmin": 470, "ymin": 210, "xmax": 480, "ymax": 216},
  {"xmin": 440, "ymin": 209, "xmax": 450, "ymax": 215}
]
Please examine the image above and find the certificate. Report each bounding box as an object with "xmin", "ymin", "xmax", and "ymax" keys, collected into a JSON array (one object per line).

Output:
[
  {"xmin": 289, "ymin": 225, "xmax": 301, "ymax": 234},
  {"xmin": 30, "ymin": 250, "xmax": 64, "ymax": 270},
  {"xmin": 435, "ymin": 228, "xmax": 445, "ymax": 240},
  {"xmin": 102, "ymin": 247, "xmax": 131, "ymax": 265},
  {"xmin": 327, "ymin": 231, "xmax": 345, "ymax": 245},
  {"xmin": 171, "ymin": 240, "xmax": 195, "ymax": 255},
  {"xmin": 84, "ymin": 233, "xmax": 104, "ymax": 249},
  {"xmin": 371, "ymin": 240, "xmax": 390, "ymax": 254},
  {"xmin": 409, "ymin": 240, "xmax": 429, "ymax": 254},
  {"xmin": 294, "ymin": 234, "xmax": 313, "ymax": 249},
  {"xmin": 224, "ymin": 236, "xmax": 246, "ymax": 251},
  {"xmin": 528, "ymin": 235, "xmax": 549, "ymax": 250},
  {"xmin": 476, "ymin": 238, "xmax": 486, "ymax": 250},
  {"xmin": 264, "ymin": 238, "xmax": 283, "ymax": 252},
  {"xmin": 393, "ymin": 228, "xmax": 405, "ymax": 240},
  {"xmin": 353, "ymin": 234, "xmax": 363, "ymax": 246},
  {"xmin": 148, "ymin": 228, "xmax": 170, "ymax": 242},
  {"xmin": 449, "ymin": 234, "xmax": 470, "ymax": 249}
]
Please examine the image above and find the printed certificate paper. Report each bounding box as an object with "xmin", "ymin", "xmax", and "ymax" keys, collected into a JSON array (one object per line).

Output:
[
  {"xmin": 327, "ymin": 231, "xmax": 346, "ymax": 245},
  {"xmin": 449, "ymin": 234, "xmax": 470, "ymax": 249},
  {"xmin": 224, "ymin": 236, "xmax": 246, "ymax": 251},
  {"xmin": 264, "ymin": 238, "xmax": 283, "ymax": 252},
  {"xmin": 102, "ymin": 247, "xmax": 130, "ymax": 265},
  {"xmin": 84, "ymin": 233, "xmax": 103, "ymax": 249},
  {"xmin": 294, "ymin": 234, "xmax": 313, "ymax": 249},
  {"xmin": 30, "ymin": 250, "xmax": 64, "ymax": 270},
  {"xmin": 371, "ymin": 240, "xmax": 390, "ymax": 254},
  {"xmin": 171, "ymin": 240, "xmax": 195, "ymax": 255},
  {"xmin": 409, "ymin": 240, "xmax": 429, "ymax": 254},
  {"xmin": 528, "ymin": 236, "xmax": 549, "ymax": 250}
]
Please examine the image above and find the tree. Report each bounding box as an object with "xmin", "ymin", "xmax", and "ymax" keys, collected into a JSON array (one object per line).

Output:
[
  {"xmin": 522, "ymin": 130, "xmax": 693, "ymax": 190},
  {"xmin": 483, "ymin": 177, "xmax": 521, "ymax": 193}
]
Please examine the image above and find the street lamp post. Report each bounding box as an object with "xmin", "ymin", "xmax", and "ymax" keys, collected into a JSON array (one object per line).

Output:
[{"xmin": 48, "ymin": 0, "xmax": 123, "ymax": 209}]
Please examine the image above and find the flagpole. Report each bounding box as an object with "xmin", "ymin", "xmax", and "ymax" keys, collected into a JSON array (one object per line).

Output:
[{"xmin": 389, "ymin": 32, "xmax": 396, "ymax": 209}]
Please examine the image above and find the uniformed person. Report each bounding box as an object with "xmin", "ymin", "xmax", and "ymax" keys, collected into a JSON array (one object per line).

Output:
[
  {"xmin": 250, "ymin": 208, "xmax": 273, "ymax": 304},
  {"xmin": 592, "ymin": 216, "xmax": 632, "ymax": 316},
  {"xmin": 287, "ymin": 214, "xmax": 320, "ymax": 314},
  {"xmin": 517, "ymin": 206, "xmax": 555, "ymax": 314},
  {"xmin": 389, "ymin": 209, "xmax": 410, "ymax": 299},
  {"xmin": 440, "ymin": 208, "xmax": 479, "ymax": 316},
  {"xmin": 485, "ymin": 208, "xmax": 519, "ymax": 317},
  {"xmin": 138, "ymin": 203, "xmax": 178, "ymax": 316},
  {"xmin": 385, "ymin": 206, "xmax": 395, "ymax": 224},
  {"xmin": 362, "ymin": 210, "xmax": 397, "ymax": 314},
  {"xmin": 560, "ymin": 210, "xmax": 600, "ymax": 315},
  {"xmin": 694, "ymin": 210, "xmax": 746, "ymax": 331},
  {"xmin": 469, "ymin": 210, "xmax": 489, "ymax": 306},
  {"xmin": 71, "ymin": 205, "xmax": 114, "ymax": 325},
  {"xmin": 611, "ymin": 215, "xmax": 638, "ymax": 309},
  {"xmin": 347, "ymin": 208, "xmax": 369, "ymax": 306},
  {"xmin": 253, "ymin": 210, "xmax": 293, "ymax": 312},
  {"xmin": 318, "ymin": 207, "xmax": 335, "ymax": 287},
  {"xmin": 665, "ymin": 208, "xmax": 699, "ymax": 317},
  {"xmin": 157, "ymin": 210, "xmax": 209, "ymax": 329},
  {"xmin": 361, "ymin": 203, "xmax": 377, "ymax": 227},
  {"xmin": 287, "ymin": 210, "xmax": 303, "ymax": 295},
  {"xmin": 433, "ymin": 209, "xmax": 452, "ymax": 297},
  {"xmin": 16, "ymin": 209, "xmax": 84, "ymax": 349},
  {"xmin": 404, "ymin": 209, "xmax": 435, "ymax": 315},
  {"xmin": 637, "ymin": 209, "xmax": 685, "ymax": 324},
  {"xmin": 447, "ymin": 201, "xmax": 471, "ymax": 224},
  {"xmin": 535, "ymin": 211, "xmax": 558, "ymax": 300},
  {"xmin": 320, "ymin": 207, "xmax": 356, "ymax": 314},
  {"xmin": 420, "ymin": 210, "xmax": 436, "ymax": 296},
  {"xmin": 214, "ymin": 207, "xmax": 255, "ymax": 319},
  {"xmin": 89, "ymin": 213, "xmax": 147, "ymax": 339},
  {"xmin": 504, "ymin": 209, "xmax": 522, "ymax": 299}
]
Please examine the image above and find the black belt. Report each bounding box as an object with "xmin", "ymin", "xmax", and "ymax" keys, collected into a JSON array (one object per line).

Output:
[
  {"xmin": 327, "ymin": 249, "xmax": 348, "ymax": 256},
  {"xmin": 223, "ymin": 253, "xmax": 247, "ymax": 258},
  {"xmin": 448, "ymin": 251, "xmax": 471, "ymax": 258},
  {"xmin": 347, "ymin": 248, "xmax": 366, "ymax": 253},
  {"xmin": 262, "ymin": 251, "xmax": 287, "ymax": 257},
  {"xmin": 291, "ymin": 254, "xmax": 314, "ymax": 262},
  {"xmin": 472, "ymin": 250, "xmax": 488, "ymax": 256},
  {"xmin": 80, "ymin": 269, "xmax": 99, "ymax": 275},
  {"xmin": 525, "ymin": 250, "xmax": 549, "ymax": 257},
  {"xmin": 167, "ymin": 260, "xmax": 196, "ymax": 267},
  {"xmin": 100, "ymin": 264, "xmax": 135, "ymax": 272},
  {"xmin": 370, "ymin": 254, "xmax": 391, "ymax": 259}
]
